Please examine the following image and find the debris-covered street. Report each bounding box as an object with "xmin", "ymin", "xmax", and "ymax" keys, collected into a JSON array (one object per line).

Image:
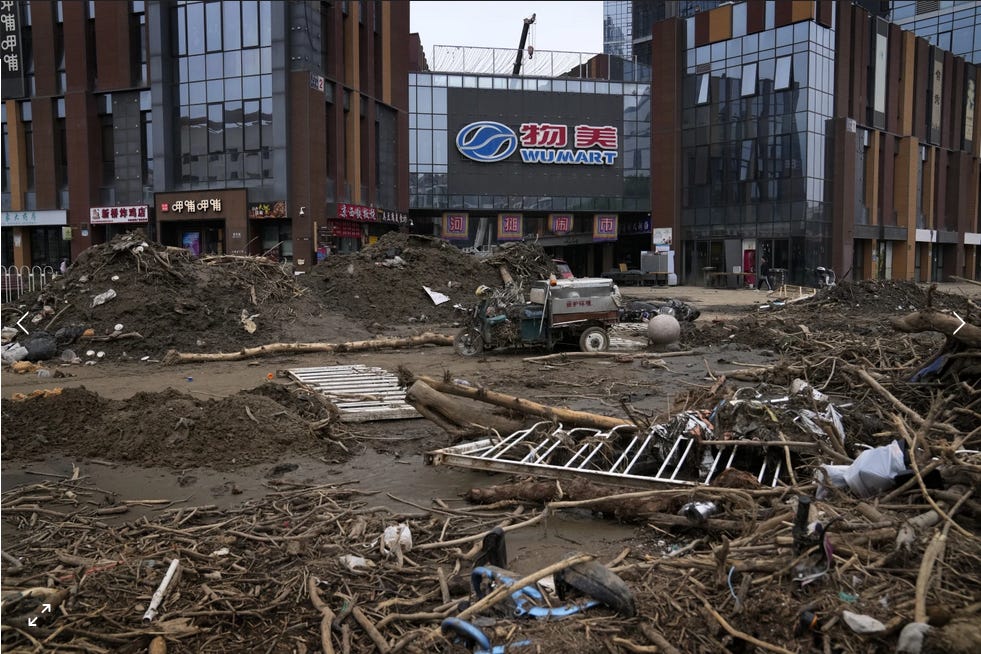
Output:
[{"xmin": 2, "ymin": 233, "xmax": 979, "ymax": 653}]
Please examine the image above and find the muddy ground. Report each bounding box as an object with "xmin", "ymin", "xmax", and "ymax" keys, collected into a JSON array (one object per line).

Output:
[{"xmin": 1, "ymin": 234, "xmax": 979, "ymax": 653}]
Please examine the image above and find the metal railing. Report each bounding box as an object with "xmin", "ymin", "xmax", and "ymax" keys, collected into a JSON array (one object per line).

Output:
[
  {"xmin": 1, "ymin": 265, "xmax": 57, "ymax": 304},
  {"xmin": 430, "ymin": 45, "xmax": 651, "ymax": 82}
]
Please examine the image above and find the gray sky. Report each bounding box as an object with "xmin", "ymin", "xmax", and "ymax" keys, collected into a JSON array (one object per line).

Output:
[{"xmin": 410, "ymin": 1, "xmax": 604, "ymax": 57}]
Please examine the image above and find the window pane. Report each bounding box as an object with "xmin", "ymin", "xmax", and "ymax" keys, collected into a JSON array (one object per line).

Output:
[
  {"xmin": 741, "ymin": 63, "xmax": 757, "ymax": 96},
  {"xmin": 223, "ymin": 2, "xmax": 240, "ymax": 50},
  {"xmin": 187, "ymin": 2, "xmax": 204, "ymax": 54},
  {"xmin": 775, "ymin": 57, "xmax": 791, "ymax": 90},
  {"xmin": 206, "ymin": 1, "xmax": 222, "ymax": 51},
  {"xmin": 242, "ymin": 1, "xmax": 259, "ymax": 48},
  {"xmin": 697, "ymin": 73, "xmax": 709, "ymax": 104}
]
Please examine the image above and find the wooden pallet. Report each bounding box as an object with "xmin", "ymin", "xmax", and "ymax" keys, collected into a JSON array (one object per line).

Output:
[{"xmin": 287, "ymin": 365, "xmax": 419, "ymax": 422}]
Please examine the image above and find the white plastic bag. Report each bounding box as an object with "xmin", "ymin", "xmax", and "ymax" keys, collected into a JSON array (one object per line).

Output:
[{"xmin": 817, "ymin": 440, "xmax": 908, "ymax": 498}]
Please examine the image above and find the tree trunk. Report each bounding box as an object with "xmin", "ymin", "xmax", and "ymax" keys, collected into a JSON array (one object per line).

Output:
[
  {"xmin": 405, "ymin": 380, "xmax": 526, "ymax": 437},
  {"xmin": 163, "ymin": 332, "xmax": 453, "ymax": 364}
]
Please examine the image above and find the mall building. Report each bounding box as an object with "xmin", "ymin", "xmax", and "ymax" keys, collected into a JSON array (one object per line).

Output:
[{"xmin": 2, "ymin": 0, "xmax": 410, "ymax": 272}]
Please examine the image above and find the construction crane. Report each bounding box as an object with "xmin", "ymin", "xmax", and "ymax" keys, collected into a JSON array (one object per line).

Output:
[{"xmin": 512, "ymin": 13, "xmax": 536, "ymax": 76}]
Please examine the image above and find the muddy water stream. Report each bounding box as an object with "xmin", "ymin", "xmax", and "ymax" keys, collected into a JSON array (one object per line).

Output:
[{"xmin": 2, "ymin": 450, "xmax": 640, "ymax": 572}]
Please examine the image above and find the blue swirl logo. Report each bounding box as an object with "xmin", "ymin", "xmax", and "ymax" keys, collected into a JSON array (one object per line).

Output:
[{"xmin": 455, "ymin": 121, "xmax": 518, "ymax": 163}]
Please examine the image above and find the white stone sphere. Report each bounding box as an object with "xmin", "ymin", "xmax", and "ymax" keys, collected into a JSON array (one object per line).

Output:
[{"xmin": 647, "ymin": 314, "xmax": 681, "ymax": 345}]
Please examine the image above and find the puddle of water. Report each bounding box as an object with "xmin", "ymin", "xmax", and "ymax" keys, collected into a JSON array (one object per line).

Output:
[{"xmin": 2, "ymin": 451, "xmax": 638, "ymax": 565}]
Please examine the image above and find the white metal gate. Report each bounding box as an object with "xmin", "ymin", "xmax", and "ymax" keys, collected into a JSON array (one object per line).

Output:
[{"xmin": 287, "ymin": 364, "xmax": 419, "ymax": 422}]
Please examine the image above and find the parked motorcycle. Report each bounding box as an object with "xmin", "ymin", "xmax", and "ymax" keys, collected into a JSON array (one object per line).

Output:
[{"xmin": 815, "ymin": 266, "xmax": 836, "ymax": 289}]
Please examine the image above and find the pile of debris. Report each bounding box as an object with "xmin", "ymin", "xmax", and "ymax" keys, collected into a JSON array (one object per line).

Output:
[
  {"xmin": 0, "ymin": 231, "xmax": 330, "ymax": 361},
  {"xmin": 305, "ymin": 232, "xmax": 558, "ymax": 326}
]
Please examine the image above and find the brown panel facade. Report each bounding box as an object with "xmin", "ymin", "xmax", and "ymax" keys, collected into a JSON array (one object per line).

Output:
[
  {"xmin": 833, "ymin": 1, "xmax": 853, "ymax": 118},
  {"xmin": 893, "ymin": 137, "xmax": 918, "ymax": 279},
  {"xmin": 650, "ymin": 19, "xmax": 684, "ymax": 244},
  {"xmin": 31, "ymin": 98, "xmax": 57, "ymax": 207},
  {"xmin": 287, "ymin": 69, "xmax": 327, "ymax": 259},
  {"xmin": 707, "ymin": 4, "xmax": 732, "ymax": 44},
  {"xmin": 94, "ymin": 1, "xmax": 132, "ymax": 91},
  {"xmin": 62, "ymin": 1, "xmax": 92, "ymax": 93},
  {"xmin": 694, "ymin": 12, "xmax": 709, "ymax": 47},
  {"xmin": 941, "ymin": 51, "xmax": 954, "ymax": 150},
  {"xmin": 886, "ymin": 24, "xmax": 902, "ymax": 134},
  {"xmin": 774, "ymin": 0, "xmax": 793, "ymax": 27},
  {"xmin": 852, "ymin": 5, "xmax": 869, "ymax": 122},
  {"xmin": 831, "ymin": 118, "xmax": 858, "ymax": 277},
  {"xmin": 816, "ymin": 0, "xmax": 833, "ymax": 28},
  {"xmin": 913, "ymin": 40, "xmax": 930, "ymax": 141},
  {"xmin": 4, "ymin": 100, "xmax": 28, "ymax": 211},
  {"xmin": 64, "ymin": 92, "xmax": 100, "ymax": 256},
  {"xmin": 746, "ymin": 0, "xmax": 765, "ymax": 34},
  {"xmin": 934, "ymin": 149, "xmax": 947, "ymax": 231},
  {"xmin": 155, "ymin": 189, "xmax": 249, "ymax": 256},
  {"xmin": 29, "ymin": 0, "xmax": 56, "ymax": 97},
  {"xmin": 791, "ymin": 1, "xmax": 815, "ymax": 23},
  {"xmin": 879, "ymin": 134, "xmax": 896, "ymax": 226},
  {"xmin": 898, "ymin": 32, "xmax": 915, "ymax": 135}
]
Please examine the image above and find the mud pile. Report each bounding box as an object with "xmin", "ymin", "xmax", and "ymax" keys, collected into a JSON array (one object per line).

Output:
[
  {"xmin": 305, "ymin": 231, "xmax": 557, "ymax": 326},
  {"xmin": 2, "ymin": 231, "xmax": 561, "ymax": 360},
  {"xmin": 684, "ymin": 280, "xmax": 978, "ymax": 350},
  {"xmin": 0, "ymin": 383, "xmax": 341, "ymax": 469}
]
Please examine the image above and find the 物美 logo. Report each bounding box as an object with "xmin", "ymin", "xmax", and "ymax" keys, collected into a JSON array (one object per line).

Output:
[
  {"xmin": 455, "ymin": 120, "xmax": 619, "ymax": 166},
  {"xmin": 455, "ymin": 121, "xmax": 518, "ymax": 163}
]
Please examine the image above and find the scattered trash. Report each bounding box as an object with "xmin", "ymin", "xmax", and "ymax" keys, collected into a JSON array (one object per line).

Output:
[
  {"xmin": 338, "ymin": 554, "xmax": 374, "ymax": 571},
  {"xmin": 841, "ymin": 610, "xmax": 886, "ymax": 634},
  {"xmin": 679, "ymin": 501, "xmax": 718, "ymax": 523},
  {"xmin": 1, "ymin": 343, "xmax": 29, "ymax": 364},
  {"xmin": 897, "ymin": 622, "xmax": 930, "ymax": 653},
  {"xmin": 422, "ymin": 285, "xmax": 450, "ymax": 305},
  {"xmin": 240, "ymin": 309, "xmax": 259, "ymax": 334},
  {"xmin": 142, "ymin": 558, "xmax": 181, "ymax": 622},
  {"xmin": 817, "ymin": 440, "xmax": 909, "ymax": 498},
  {"xmin": 91, "ymin": 289, "xmax": 117, "ymax": 308}
]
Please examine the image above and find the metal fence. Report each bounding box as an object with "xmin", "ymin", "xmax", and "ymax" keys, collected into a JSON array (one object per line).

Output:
[
  {"xmin": 1, "ymin": 265, "xmax": 56, "ymax": 304},
  {"xmin": 430, "ymin": 45, "xmax": 651, "ymax": 82}
]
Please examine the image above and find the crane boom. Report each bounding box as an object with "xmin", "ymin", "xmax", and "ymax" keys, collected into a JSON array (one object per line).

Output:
[{"xmin": 512, "ymin": 13, "xmax": 536, "ymax": 76}]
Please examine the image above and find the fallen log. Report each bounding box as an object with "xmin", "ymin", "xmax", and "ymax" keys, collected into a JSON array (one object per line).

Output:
[
  {"xmin": 163, "ymin": 332, "xmax": 453, "ymax": 364},
  {"xmin": 412, "ymin": 374, "xmax": 635, "ymax": 431},
  {"xmin": 890, "ymin": 310, "xmax": 981, "ymax": 348},
  {"xmin": 405, "ymin": 380, "xmax": 525, "ymax": 437}
]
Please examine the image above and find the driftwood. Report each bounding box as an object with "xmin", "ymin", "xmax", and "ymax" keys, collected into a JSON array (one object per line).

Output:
[
  {"xmin": 404, "ymin": 380, "xmax": 525, "ymax": 437},
  {"xmin": 412, "ymin": 374, "xmax": 635, "ymax": 431},
  {"xmin": 890, "ymin": 309, "xmax": 981, "ymax": 347},
  {"xmin": 162, "ymin": 332, "xmax": 453, "ymax": 363}
]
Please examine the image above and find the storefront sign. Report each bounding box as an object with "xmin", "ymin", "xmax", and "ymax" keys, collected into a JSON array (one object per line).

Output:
[
  {"xmin": 592, "ymin": 214, "xmax": 618, "ymax": 241},
  {"xmin": 160, "ymin": 198, "xmax": 222, "ymax": 214},
  {"xmin": 442, "ymin": 213, "xmax": 469, "ymax": 240},
  {"xmin": 497, "ymin": 213, "xmax": 523, "ymax": 241},
  {"xmin": 249, "ymin": 202, "xmax": 287, "ymax": 219},
  {"xmin": 89, "ymin": 205, "xmax": 149, "ymax": 224},
  {"xmin": 620, "ymin": 218, "xmax": 651, "ymax": 236},
  {"xmin": 337, "ymin": 203, "xmax": 408, "ymax": 225},
  {"xmin": 548, "ymin": 214, "xmax": 574, "ymax": 235},
  {"xmin": 328, "ymin": 221, "xmax": 363, "ymax": 239},
  {"xmin": 2, "ymin": 210, "xmax": 67, "ymax": 226},
  {"xmin": 456, "ymin": 121, "xmax": 618, "ymax": 166},
  {"xmin": 0, "ymin": 0, "xmax": 25, "ymax": 100}
]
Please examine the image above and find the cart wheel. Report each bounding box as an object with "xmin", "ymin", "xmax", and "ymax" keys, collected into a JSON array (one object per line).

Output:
[
  {"xmin": 454, "ymin": 327, "xmax": 484, "ymax": 357},
  {"xmin": 555, "ymin": 557, "xmax": 636, "ymax": 617},
  {"xmin": 579, "ymin": 327, "xmax": 610, "ymax": 352}
]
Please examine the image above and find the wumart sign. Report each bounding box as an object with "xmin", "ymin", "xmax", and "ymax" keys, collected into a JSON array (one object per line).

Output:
[{"xmin": 456, "ymin": 121, "xmax": 618, "ymax": 166}]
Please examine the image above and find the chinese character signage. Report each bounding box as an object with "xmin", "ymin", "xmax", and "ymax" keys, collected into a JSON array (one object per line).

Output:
[
  {"xmin": 442, "ymin": 213, "xmax": 469, "ymax": 240},
  {"xmin": 620, "ymin": 218, "xmax": 652, "ymax": 236},
  {"xmin": 592, "ymin": 214, "xmax": 618, "ymax": 241},
  {"xmin": 0, "ymin": 0, "xmax": 25, "ymax": 100},
  {"xmin": 497, "ymin": 213, "xmax": 523, "ymax": 241},
  {"xmin": 249, "ymin": 202, "xmax": 287, "ymax": 219},
  {"xmin": 549, "ymin": 214, "xmax": 573, "ymax": 235},
  {"xmin": 89, "ymin": 205, "xmax": 149, "ymax": 224},
  {"xmin": 2, "ymin": 210, "xmax": 67, "ymax": 226},
  {"xmin": 328, "ymin": 221, "xmax": 363, "ymax": 238},
  {"xmin": 159, "ymin": 198, "xmax": 223, "ymax": 214},
  {"xmin": 336, "ymin": 203, "xmax": 408, "ymax": 224}
]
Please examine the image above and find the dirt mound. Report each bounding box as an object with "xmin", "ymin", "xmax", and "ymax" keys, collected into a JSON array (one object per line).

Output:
[
  {"xmin": 304, "ymin": 232, "xmax": 557, "ymax": 326},
  {"xmin": 684, "ymin": 280, "xmax": 978, "ymax": 349},
  {"xmin": 2, "ymin": 231, "xmax": 564, "ymax": 360},
  {"xmin": 0, "ymin": 383, "xmax": 341, "ymax": 469}
]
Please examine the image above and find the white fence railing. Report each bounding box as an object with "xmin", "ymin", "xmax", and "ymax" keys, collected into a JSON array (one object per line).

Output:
[{"xmin": 1, "ymin": 265, "xmax": 57, "ymax": 304}]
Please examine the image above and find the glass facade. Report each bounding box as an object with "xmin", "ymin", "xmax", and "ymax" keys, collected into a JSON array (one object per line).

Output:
[
  {"xmin": 171, "ymin": 0, "xmax": 275, "ymax": 186},
  {"xmin": 408, "ymin": 72, "xmax": 651, "ymax": 212},
  {"xmin": 604, "ymin": 0, "xmax": 632, "ymax": 57},
  {"xmin": 680, "ymin": 18, "xmax": 836, "ymax": 282},
  {"xmin": 890, "ymin": 0, "xmax": 981, "ymax": 64}
]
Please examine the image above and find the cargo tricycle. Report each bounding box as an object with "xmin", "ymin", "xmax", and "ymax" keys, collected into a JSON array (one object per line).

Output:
[{"xmin": 453, "ymin": 277, "xmax": 621, "ymax": 356}]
